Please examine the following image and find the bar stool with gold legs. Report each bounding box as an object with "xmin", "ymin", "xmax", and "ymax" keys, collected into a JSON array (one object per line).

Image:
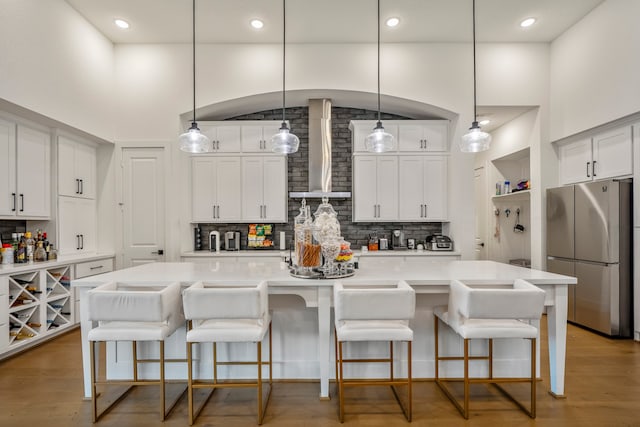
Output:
[
  {"xmin": 434, "ymin": 279, "xmax": 545, "ymax": 419},
  {"xmin": 87, "ymin": 281, "xmax": 186, "ymax": 422},
  {"xmin": 182, "ymin": 281, "xmax": 272, "ymax": 425},
  {"xmin": 333, "ymin": 280, "xmax": 415, "ymax": 422}
]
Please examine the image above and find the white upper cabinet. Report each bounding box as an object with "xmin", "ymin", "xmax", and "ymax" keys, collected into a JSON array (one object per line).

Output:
[
  {"xmin": 241, "ymin": 156, "xmax": 287, "ymax": 222},
  {"xmin": 58, "ymin": 196, "xmax": 96, "ymax": 254},
  {"xmin": 397, "ymin": 121, "xmax": 448, "ymax": 152},
  {"xmin": 191, "ymin": 156, "xmax": 242, "ymax": 222},
  {"xmin": 198, "ymin": 123, "xmax": 241, "ymax": 152},
  {"xmin": 0, "ymin": 120, "xmax": 50, "ymax": 218},
  {"xmin": 559, "ymin": 126, "xmax": 633, "ymax": 185},
  {"xmin": 398, "ymin": 156, "xmax": 448, "ymax": 221},
  {"xmin": 241, "ymin": 122, "xmax": 282, "ymax": 152},
  {"xmin": 0, "ymin": 118, "xmax": 17, "ymax": 216},
  {"xmin": 352, "ymin": 155, "xmax": 398, "ymax": 221},
  {"xmin": 350, "ymin": 120, "xmax": 449, "ymax": 153},
  {"xmin": 58, "ymin": 135, "xmax": 96, "ymax": 199}
]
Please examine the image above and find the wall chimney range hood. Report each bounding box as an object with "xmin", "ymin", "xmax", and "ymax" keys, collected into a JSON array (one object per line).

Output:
[{"xmin": 289, "ymin": 99, "xmax": 351, "ymax": 199}]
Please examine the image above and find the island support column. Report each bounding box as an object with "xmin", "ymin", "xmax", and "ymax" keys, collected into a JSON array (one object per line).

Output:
[
  {"xmin": 546, "ymin": 283, "xmax": 569, "ymax": 397},
  {"xmin": 317, "ymin": 287, "xmax": 332, "ymax": 399}
]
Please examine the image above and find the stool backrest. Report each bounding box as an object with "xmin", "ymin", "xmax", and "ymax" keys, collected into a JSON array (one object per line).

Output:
[
  {"xmin": 334, "ymin": 281, "xmax": 415, "ymax": 322},
  {"xmin": 182, "ymin": 281, "xmax": 268, "ymax": 321},
  {"xmin": 88, "ymin": 281, "xmax": 182, "ymax": 324},
  {"xmin": 447, "ymin": 279, "xmax": 545, "ymax": 329}
]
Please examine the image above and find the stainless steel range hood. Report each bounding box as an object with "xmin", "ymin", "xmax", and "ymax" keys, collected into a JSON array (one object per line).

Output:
[{"xmin": 289, "ymin": 99, "xmax": 351, "ymax": 199}]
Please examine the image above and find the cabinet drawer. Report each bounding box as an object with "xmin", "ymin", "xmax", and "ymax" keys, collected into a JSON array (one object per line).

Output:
[{"xmin": 75, "ymin": 258, "xmax": 114, "ymax": 279}]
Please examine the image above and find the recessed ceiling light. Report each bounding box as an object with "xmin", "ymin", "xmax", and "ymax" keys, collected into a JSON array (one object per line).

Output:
[
  {"xmin": 250, "ymin": 19, "xmax": 264, "ymax": 29},
  {"xmin": 479, "ymin": 119, "xmax": 491, "ymax": 126},
  {"xmin": 114, "ymin": 19, "xmax": 130, "ymax": 29},
  {"xmin": 520, "ymin": 17, "xmax": 536, "ymax": 28},
  {"xmin": 386, "ymin": 17, "xmax": 400, "ymax": 28}
]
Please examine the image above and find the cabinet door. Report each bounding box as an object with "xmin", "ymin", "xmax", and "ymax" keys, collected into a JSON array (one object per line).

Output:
[
  {"xmin": 352, "ymin": 122, "xmax": 398, "ymax": 153},
  {"xmin": 376, "ymin": 156, "xmax": 398, "ymax": 220},
  {"xmin": 241, "ymin": 157, "xmax": 264, "ymax": 220},
  {"xmin": 215, "ymin": 157, "xmax": 241, "ymax": 221},
  {"xmin": 16, "ymin": 125, "xmax": 50, "ymax": 218},
  {"xmin": 423, "ymin": 156, "xmax": 447, "ymax": 220},
  {"xmin": 191, "ymin": 157, "xmax": 217, "ymax": 221},
  {"xmin": 422, "ymin": 121, "xmax": 448, "ymax": 151},
  {"xmin": 0, "ymin": 118, "xmax": 16, "ymax": 216},
  {"xmin": 75, "ymin": 199, "xmax": 96, "ymax": 253},
  {"xmin": 559, "ymin": 138, "xmax": 592, "ymax": 185},
  {"xmin": 241, "ymin": 126, "xmax": 267, "ymax": 152},
  {"xmin": 592, "ymin": 126, "xmax": 633, "ymax": 180},
  {"xmin": 262, "ymin": 156, "xmax": 287, "ymax": 222},
  {"xmin": 75, "ymin": 143, "xmax": 96, "ymax": 199},
  {"xmin": 398, "ymin": 157, "xmax": 425, "ymax": 220},
  {"xmin": 397, "ymin": 124, "xmax": 424, "ymax": 152},
  {"xmin": 215, "ymin": 125, "xmax": 241, "ymax": 152},
  {"xmin": 57, "ymin": 136, "xmax": 77, "ymax": 197},
  {"xmin": 58, "ymin": 196, "xmax": 80, "ymax": 254},
  {"xmin": 353, "ymin": 156, "xmax": 379, "ymax": 221}
]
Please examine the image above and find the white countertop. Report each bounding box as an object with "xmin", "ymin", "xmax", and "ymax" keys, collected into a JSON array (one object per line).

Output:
[
  {"xmin": 0, "ymin": 252, "xmax": 115, "ymax": 274},
  {"xmin": 73, "ymin": 260, "xmax": 576, "ymax": 287},
  {"xmin": 181, "ymin": 249, "xmax": 461, "ymax": 258}
]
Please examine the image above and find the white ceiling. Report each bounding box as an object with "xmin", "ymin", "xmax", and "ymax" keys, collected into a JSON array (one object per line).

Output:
[{"xmin": 65, "ymin": 0, "xmax": 604, "ymax": 44}]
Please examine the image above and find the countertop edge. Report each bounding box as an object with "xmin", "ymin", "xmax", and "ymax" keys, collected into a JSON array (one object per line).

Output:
[{"xmin": 0, "ymin": 253, "xmax": 116, "ymax": 274}]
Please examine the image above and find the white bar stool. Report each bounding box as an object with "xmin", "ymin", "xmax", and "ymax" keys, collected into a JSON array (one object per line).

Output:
[
  {"xmin": 434, "ymin": 279, "xmax": 546, "ymax": 419},
  {"xmin": 182, "ymin": 281, "xmax": 272, "ymax": 425},
  {"xmin": 87, "ymin": 281, "xmax": 186, "ymax": 422},
  {"xmin": 333, "ymin": 280, "xmax": 415, "ymax": 422}
]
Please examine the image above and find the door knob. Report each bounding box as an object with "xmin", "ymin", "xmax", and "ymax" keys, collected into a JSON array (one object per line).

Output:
[{"xmin": 151, "ymin": 249, "xmax": 164, "ymax": 255}]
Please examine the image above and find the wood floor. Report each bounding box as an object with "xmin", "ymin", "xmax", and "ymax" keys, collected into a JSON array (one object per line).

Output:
[{"xmin": 1, "ymin": 320, "xmax": 640, "ymax": 426}]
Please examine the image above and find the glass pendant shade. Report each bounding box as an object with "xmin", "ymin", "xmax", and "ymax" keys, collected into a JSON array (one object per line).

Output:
[
  {"xmin": 271, "ymin": 122, "xmax": 300, "ymax": 154},
  {"xmin": 365, "ymin": 121, "xmax": 395, "ymax": 153},
  {"xmin": 460, "ymin": 121, "xmax": 492, "ymax": 153},
  {"xmin": 179, "ymin": 122, "xmax": 212, "ymax": 153}
]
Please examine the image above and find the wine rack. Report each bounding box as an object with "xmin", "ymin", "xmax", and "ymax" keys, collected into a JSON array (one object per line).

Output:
[
  {"xmin": 8, "ymin": 271, "xmax": 42, "ymax": 345},
  {"xmin": 46, "ymin": 266, "xmax": 72, "ymax": 330}
]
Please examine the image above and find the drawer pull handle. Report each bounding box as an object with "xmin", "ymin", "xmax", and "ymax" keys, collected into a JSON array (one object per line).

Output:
[{"xmin": 89, "ymin": 265, "xmax": 103, "ymax": 270}]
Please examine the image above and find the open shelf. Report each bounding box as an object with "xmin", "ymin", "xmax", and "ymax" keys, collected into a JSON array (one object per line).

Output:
[{"xmin": 491, "ymin": 189, "xmax": 531, "ymax": 201}]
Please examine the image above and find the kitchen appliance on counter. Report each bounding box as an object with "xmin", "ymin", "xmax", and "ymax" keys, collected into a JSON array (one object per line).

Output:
[
  {"xmin": 391, "ymin": 230, "xmax": 407, "ymax": 250},
  {"xmin": 209, "ymin": 231, "xmax": 220, "ymax": 253},
  {"xmin": 379, "ymin": 234, "xmax": 389, "ymax": 250},
  {"xmin": 425, "ymin": 234, "xmax": 454, "ymax": 251},
  {"xmin": 546, "ymin": 180, "xmax": 632, "ymax": 337},
  {"xmin": 225, "ymin": 231, "xmax": 241, "ymax": 251}
]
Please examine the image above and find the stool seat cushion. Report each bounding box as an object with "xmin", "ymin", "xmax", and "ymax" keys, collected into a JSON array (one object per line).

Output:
[
  {"xmin": 336, "ymin": 320, "xmax": 413, "ymax": 342},
  {"xmin": 434, "ymin": 307, "xmax": 537, "ymax": 339},
  {"xmin": 187, "ymin": 315, "xmax": 271, "ymax": 343},
  {"xmin": 88, "ymin": 321, "xmax": 173, "ymax": 342}
]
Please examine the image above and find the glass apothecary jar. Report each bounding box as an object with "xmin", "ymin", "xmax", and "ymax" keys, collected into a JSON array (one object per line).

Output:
[{"xmin": 312, "ymin": 197, "xmax": 340, "ymax": 244}]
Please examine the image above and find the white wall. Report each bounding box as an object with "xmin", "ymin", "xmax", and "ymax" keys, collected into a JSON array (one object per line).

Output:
[
  {"xmin": 550, "ymin": 0, "xmax": 640, "ymax": 141},
  {"xmin": 0, "ymin": 0, "xmax": 115, "ymax": 141}
]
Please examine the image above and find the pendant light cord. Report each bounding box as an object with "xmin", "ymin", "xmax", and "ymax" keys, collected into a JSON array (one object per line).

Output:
[
  {"xmin": 281, "ymin": 0, "xmax": 287, "ymax": 124},
  {"xmin": 472, "ymin": 0, "xmax": 477, "ymax": 122},
  {"xmin": 376, "ymin": 0, "xmax": 381, "ymax": 123},
  {"xmin": 191, "ymin": 0, "xmax": 197, "ymax": 124}
]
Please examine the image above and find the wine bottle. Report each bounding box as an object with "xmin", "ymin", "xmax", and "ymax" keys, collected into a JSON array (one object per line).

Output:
[
  {"xmin": 14, "ymin": 278, "xmax": 33, "ymax": 285},
  {"xmin": 26, "ymin": 286, "xmax": 42, "ymax": 294},
  {"xmin": 26, "ymin": 322, "xmax": 41, "ymax": 328}
]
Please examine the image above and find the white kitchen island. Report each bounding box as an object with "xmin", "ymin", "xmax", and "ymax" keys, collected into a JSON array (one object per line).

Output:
[{"xmin": 73, "ymin": 260, "xmax": 576, "ymax": 400}]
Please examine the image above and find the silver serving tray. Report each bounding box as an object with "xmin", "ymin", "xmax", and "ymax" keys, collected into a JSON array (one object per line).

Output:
[{"xmin": 289, "ymin": 266, "xmax": 355, "ymax": 280}]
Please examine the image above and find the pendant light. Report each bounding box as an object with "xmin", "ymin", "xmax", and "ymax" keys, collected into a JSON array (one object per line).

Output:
[
  {"xmin": 179, "ymin": 0, "xmax": 212, "ymax": 153},
  {"xmin": 365, "ymin": 0, "xmax": 394, "ymax": 153},
  {"xmin": 270, "ymin": 0, "xmax": 300, "ymax": 154},
  {"xmin": 460, "ymin": 0, "xmax": 492, "ymax": 153}
]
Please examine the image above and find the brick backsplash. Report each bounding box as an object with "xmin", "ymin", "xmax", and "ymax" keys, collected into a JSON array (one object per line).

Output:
[
  {"xmin": 197, "ymin": 106, "xmax": 442, "ymax": 251},
  {"xmin": 0, "ymin": 220, "xmax": 26, "ymax": 243}
]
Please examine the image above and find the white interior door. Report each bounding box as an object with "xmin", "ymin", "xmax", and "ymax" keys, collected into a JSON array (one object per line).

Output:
[
  {"xmin": 474, "ymin": 166, "xmax": 488, "ymax": 259},
  {"xmin": 122, "ymin": 147, "xmax": 165, "ymax": 267}
]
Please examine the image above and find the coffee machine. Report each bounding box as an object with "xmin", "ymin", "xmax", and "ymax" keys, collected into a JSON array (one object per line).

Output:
[
  {"xmin": 391, "ymin": 230, "xmax": 407, "ymax": 250},
  {"xmin": 209, "ymin": 231, "xmax": 220, "ymax": 253},
  {"xmin": 225, "ymin": 231, "xmax": 241, "ymax": 251}
]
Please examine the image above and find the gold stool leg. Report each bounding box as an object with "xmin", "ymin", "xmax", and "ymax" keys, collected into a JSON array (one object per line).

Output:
[
  {"xmin": 390, "ymin": 341, "xmax": 394, "ymax": 381},
  {"xmin": 407, "ymin": 340, "xmax": 413, "ymax": 422},
  {"xmin": 257, "ymin": 341, "xmax": 264, "ymax": 425},
  {"xmin": 334, "ymin": 328, "xmax": 339, "ymax": 398},
  {"xmin": 531, "ymin": 338, "xmax": 537, "ymax": 418},
  {"xmin": 132, "ymin": 341, "xmax": 138, "ymax": 381},
  {"xmin": 187, "ymin": 342, "xmax": 194, "ymax": 426},
  {"xmin": 463, "ymin": 339, "xmax": 470, "ymax": 420},
  {"xmin": 269, "ymin": 323, "xmax": 273, "ymax": 385},
  {"xmin": 338, "ymin": 340, "xmax": 345, "ymax": 423},
  {"xmin": 434, "ymin": 315, "xmax": 439, "ymax": 380},
  {"xmin": 213, "ymin": 342, "xmax": 218, "ymax": 384}
]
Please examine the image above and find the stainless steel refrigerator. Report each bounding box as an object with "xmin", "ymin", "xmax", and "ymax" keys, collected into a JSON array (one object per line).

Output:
[{"xmin": 546, "ymin": 180, "xmax": 633, "ymax": 337}]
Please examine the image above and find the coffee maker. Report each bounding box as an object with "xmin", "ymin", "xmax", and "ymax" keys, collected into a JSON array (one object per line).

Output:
[
  {"xmin": 225, "ymin": 231, "xmax": 241, "ymax": 251},
  {"xmin": 391, "ymin": 230, "xmax": 407, "ymax": 250},
  {"xmin": 209, "ymin": 231, "xmax": 220, "ymax": 253}
]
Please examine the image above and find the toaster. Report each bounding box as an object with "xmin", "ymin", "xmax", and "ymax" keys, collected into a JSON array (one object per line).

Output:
[{"xmin": 425, "ymin": 234, "xmax": 454, "ymax": 251}]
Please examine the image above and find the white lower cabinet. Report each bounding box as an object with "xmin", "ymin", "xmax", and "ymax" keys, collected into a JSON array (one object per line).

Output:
[
  {"xmin": 399, "ymin": 156, "xmax": 448, "ymax": 221},
  {"xmin": 241, "ymin": 156, "xmax": 287, "ymax": 222},
  {"xmin": 58, "ymin": 197, "xmax": 96, "ymax": 255}
]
